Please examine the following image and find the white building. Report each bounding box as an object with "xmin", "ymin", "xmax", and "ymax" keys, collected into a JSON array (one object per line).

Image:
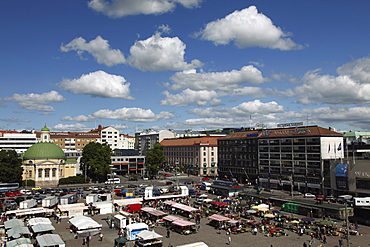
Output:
[{"xmin": 0, "ymin": 130, "xmax": 37, "ymax": 154}]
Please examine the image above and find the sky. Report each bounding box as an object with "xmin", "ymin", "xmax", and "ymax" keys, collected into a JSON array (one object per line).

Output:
[{"xmin": 1, "ymin": 0, "xmax": 370, "ymax": 135}]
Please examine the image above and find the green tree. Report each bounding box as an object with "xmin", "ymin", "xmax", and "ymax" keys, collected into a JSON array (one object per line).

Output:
[
  {"xmin": 80, "ymin": 142, "xmax": 112, "ymax": 182},
  {"xmin": 0, "ymin": 150, "xmax": 23, "ymax": 183},
  {"xmin": 145, "ymin": 144, "xmax": 166, "ymax": 177}
]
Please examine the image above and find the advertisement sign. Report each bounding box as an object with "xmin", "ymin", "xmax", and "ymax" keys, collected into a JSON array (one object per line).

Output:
[{"xmin": 335, "ymin": 163, "xmax": 348, "ymax": 190}]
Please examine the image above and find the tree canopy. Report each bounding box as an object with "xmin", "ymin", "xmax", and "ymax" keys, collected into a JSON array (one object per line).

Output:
[
  {"xmin": 0, "ymin": 150, "xmax": 23, "ymax": 183},
  {"xmin": 145, "ymin": 143, "xmax": 166, "ymax": 177},
  {"xmin": 80, "ymin": 142, "xmax": 113, "ymax": 182}
]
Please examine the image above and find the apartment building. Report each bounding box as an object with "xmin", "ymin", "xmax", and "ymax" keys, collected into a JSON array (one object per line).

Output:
[
  {"xmin": 0, "ymin": 130, "xmax": 37, "ymax": 154},
  {"xmin": 135, "ymin": 129, "xmax": 176, "ymax": 156},
  {"xmin": 160, "ymin": 136, "xmax": 219, "ymax": 177},
  {"xmin": 218, "ymin": 125, "xmax": 344, "ymax": 195}
]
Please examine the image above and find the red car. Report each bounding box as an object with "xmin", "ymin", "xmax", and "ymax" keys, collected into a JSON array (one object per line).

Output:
[
  {"xmin": 164, "ymin": 174, "xmax": 170, "ymax": 177},
  {"xmin": 5, "ymin": 192, "xmax": 15, "ymax": 197},
  {"xmin": 202, "ymin": 177, "xmax": 210, "ymax": 181}
]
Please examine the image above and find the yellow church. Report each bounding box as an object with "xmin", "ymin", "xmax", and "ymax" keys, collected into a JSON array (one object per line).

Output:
[{"xmin": 22, "ymin": 125, "xmax": 77, "ymax": 187}]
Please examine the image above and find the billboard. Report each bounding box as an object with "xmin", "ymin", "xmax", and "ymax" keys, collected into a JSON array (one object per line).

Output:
[{"xmin": 335, "ymin": 163, "xmax": 348, "ymax": 190}]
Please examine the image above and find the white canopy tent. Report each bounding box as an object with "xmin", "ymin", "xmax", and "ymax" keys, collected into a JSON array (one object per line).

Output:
[
  {"xmin": 36, "ymin": 234, "xmax": 65, "ymax": 247},
  {"xmin": 136, "ymin": 230, "xmax": 162, "ymax": 240},
  {"xmin": 28, "ymin": 217, "xmax": 52, "ymax": 226},
  {"xmin": 69, "ymin": 215, "xmax": 102, "ymax": 230}
]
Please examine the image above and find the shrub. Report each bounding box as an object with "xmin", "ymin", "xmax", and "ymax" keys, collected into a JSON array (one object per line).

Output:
[{"xmin": 59, "ymin": 176, "xmax": 85, "ymax": 185}]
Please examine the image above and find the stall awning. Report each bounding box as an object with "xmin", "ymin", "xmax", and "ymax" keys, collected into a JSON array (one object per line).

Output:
[
  {"xmin": 162, "ymin": 215, "xmax": 181, "ymax": 222},
  {"xmin": 208, "ymin": 214, "xmax": 231, "ymax": 222},
  {"xmin": 69, "ymin": 215, "xmax": 102, "ymax": 230},
  {"xmin": 172, "ymin": 220, "xmax": 196, "ymax": 227},
  {"xmin": 28, "ymin": 218, "xmax": 52, "ymax": 227},
  {"xmin": 163, "ymin": 200, "xmax": 177, "ymax": 205},
  {"xmin": 136, "ymin": 230, "xmax": 163, "ymax": 240},
  {"xmin": 4, "ymin": 219, "xmax": 24, "ymax": 229},
  {"xmin": 7, "ymin": 226, "xmax": 31, "ymax": 239},
  {"xmin": 36, "ymin": 234, "xmax": 65, "ymax": 247},
  {"xmin": 172, "ymin": 203, "xmax": 199, "ymax": 212},
  {"xmin": 76, "ymin": 229, "xmax": 101, "ymax": 237},
  {"xmin": 7, "ymin": 238, "xmax": 32, "ymax": 247},
  {"xmin": 32, "ymin": 223, "xmax": 55, "ymax": 233}
]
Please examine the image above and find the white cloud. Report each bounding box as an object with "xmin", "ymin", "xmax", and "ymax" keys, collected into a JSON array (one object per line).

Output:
[
  {"xmin": 161, "ymin": 89, "xmax": 219, "ymax": 106},
  {"xmin": 231, "ymin": 87, "xmax": 267, "ymax": 97},
  {"xmin": 337, "ymin": 57, "xmax": 370, "ymax": 84},
  {"xmin": 128, "ymin": 33, "xmax": 202, "ymax": 72},
  {"xmin": 58, "ymin": 71, "xmax": 134, "ymax": 100},
  {"xmin": 112, "ymin": 124, "xmax": 132, "ymax": 130},
  {"xmin": 168, "ymin": 66, "xmax": 266, "ymax": 91},
  {"xmin": 60, "ymin": 36, "xmax": 125, "ymax": 66},
  {"xmin": 196, "ymin": 6, "xmax": 303, "ymax": 50},
  {"xmin": 4, "ymin": 91, "xmax": 65, "ymax": 112},
  {"xmin": 90, "ymin": 107, "xmax": 175, "ymax": 122},
  {"xmin": 88, "ymin": 0, "xmax": 203, "ymax": 18},
  {"xmin": 189, "ymin": 100, "xmax": 284, "ymax": 117},
  {"xmin": 61, "ymin": 115, "xmax": 96, "ymax": 122},
  {"xmin": 290, "ymin": 70, "xmax": 370, "ymax": 105},
  {"xmin": 52, "ymin": 123, "xmax": 92, "ymax": 132}
]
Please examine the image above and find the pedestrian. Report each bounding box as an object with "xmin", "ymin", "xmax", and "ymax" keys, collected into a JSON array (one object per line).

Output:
[
  {"xmin": 303, "ymin": 242, "xmax": 307, "ymax": 247},
  {"xmin": 323, "ymin": 235, "xmax": 327, "ymax": 244},
  {"xmin": 338, "ymin": 239, "xmax": 343, "ymax": 247},
  {"xmin": 167, "ymin": 229, "xmax": 170, "ymax": 238},
  {"xmin": 228, "ymin": 236, "xmax": 231, "ymax": 245},
  {"xmin": 197, "ymin": 225, "xmax": 200, "ymax": 232},
  {"xmin": 99, "ymin": 232, "xmax": 104, "ymax": 241}
]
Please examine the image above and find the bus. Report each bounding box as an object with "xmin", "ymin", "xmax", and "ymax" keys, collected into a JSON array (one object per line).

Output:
[{"xmin": 0, "ymin": 183, "xmax": 19, "ymax": 192}]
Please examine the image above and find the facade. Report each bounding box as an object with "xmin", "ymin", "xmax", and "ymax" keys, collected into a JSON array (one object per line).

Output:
[
  {"xmin": 0, "ymin": 130, "xmax": 37, "ymax": 154},
  {"xmin": 160, "ymin": 136, "xmax": 219, "ymax": 177},
  {"xmin": 111, "ymin": 155, "xmax": 145, "ymax": 176},
  {"xmin": 328, "ymin": 131, "xmax": 370, "ymax": 197},
  {"xmin": 22, "ymin": 125, "xmax": 77, "ymax": 187},
  {"xmin": 218, "ymin": 125, "xmax": 344, "ymax": 195},
  {"xmin": 135, "ymin": 129, "xmax": 176, "ymax": 156},
  {"xmin": 47, "ymin": 132, "xmax": 100, "ymax": 151}
]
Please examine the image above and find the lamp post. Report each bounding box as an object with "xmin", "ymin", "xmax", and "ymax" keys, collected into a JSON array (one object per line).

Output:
[
  {"xmin": 342, "ymin": 195, "xmax": 352, "ymax": 247},
  {"xmin": 24, "ymin": 168, "xmax": 29, "ymax": 189},
  {"xmin": 109, "ymin": 165, "xmax": 117, "ymax": 229}
]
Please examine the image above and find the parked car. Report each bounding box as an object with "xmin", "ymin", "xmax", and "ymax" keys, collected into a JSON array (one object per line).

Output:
[
  {"xmin": 325, "ymin": 195, "xmax": 336, "ymax": 202},
  {"xmin": 32, "ymin": 186, "xmax": 42, "ymax": 191},
  {"xmin": 304, "ymin": 193, "xmax": 316, "ymax": 198},
  {"xmin": 290, "ymin": 191, "xmax": 302, "ymax": 196}
]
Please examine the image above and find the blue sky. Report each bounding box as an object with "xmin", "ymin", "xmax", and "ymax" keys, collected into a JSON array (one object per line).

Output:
[{"xmin": 1, "ymin": 0, "xmax": 370, "ymax": 135}]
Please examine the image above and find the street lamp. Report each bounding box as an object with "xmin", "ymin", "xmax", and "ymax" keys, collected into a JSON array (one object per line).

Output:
[
  {"xmin": 24, "ymin": 168, "xmax": 29, "ymax": 189},
  {"xmin": 109, "ymin": 165, "xmax": 117, "ymax": 228},
  {"xmin": 342, "ymin": 195, "xmax": 352, "ymax": 247}
]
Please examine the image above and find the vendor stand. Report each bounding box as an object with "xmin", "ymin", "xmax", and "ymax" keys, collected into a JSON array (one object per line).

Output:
[
  {"xmin": 171, "ymin": 220, "xmax": 196, "ymax": 235},
  {"xmin": 208, "ymin": 214, "xmax": 231, "ymax": 228},
  {"xmin": 135, "ymin": 230, "xmax": 163, "ymax": 247},
  {"xmin": 36, "ymin": 234, "xmax": 65, "ymax": 247}
]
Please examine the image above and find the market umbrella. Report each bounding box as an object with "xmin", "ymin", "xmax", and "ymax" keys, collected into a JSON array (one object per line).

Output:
[
  {"xmin": 251, "ymin": 206, "xmax": 260, "ymax": 209},
  {"xmin": 272, "ymin": 210, "xmax": 280, "ymax": 214},
  {"xmin": 264, "ymin": 214, "xmax": 275, "ymax": 218},
  {"xmin": 223, "ymin": 200, "xmax": 232, "ymax": 203},
  {"xmin": 291, "ymin": 220, "xmax": 300, "ymax": 224},
  {"xmin": 258, "ymin": 208, "xmax": 269, "ymax": 212},
  {"xmin": 246, "ymin": 209, "xmax": 257, "ymax": 214},
  {"xmin": 301, "ymin": 217, "xmax": 315, "ymax": 222}
]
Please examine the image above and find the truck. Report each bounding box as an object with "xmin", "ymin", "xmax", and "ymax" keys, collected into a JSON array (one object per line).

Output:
[
  {"xmin": 122, "ymin": 203, "xmax": 142, "ymax": 213},
  {"xmin": 60, "ymin": 193, "xmax": 78, "ymax": 205},
  {"xmin": 42, "ymin": 196, "xmax": 58, "ymax": 208},
  {"xmin": 19, "ymin": 199, "xmax": 37, "ymax": 209}
]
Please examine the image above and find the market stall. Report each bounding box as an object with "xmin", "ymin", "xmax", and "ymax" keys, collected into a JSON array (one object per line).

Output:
[
  {"xmin": 28, "ymin": 217, "xmax": 52, "ymax": 226},
  {"xmin": 6, "ymin": 238, "xmax": 33, "ymax": 247},
  {"xmin": 36, "ymin": 234, "xmax": 65, "ymax": 247},
  {"xmin": 135, "ymin": 230, "xmax": 163, "ymax": 247},
  {"xmin": 31, "ymin": 223, "xmax": 55, "ymax": 235},
  {"xmin": 7, "ymin": 226, "xmax": 31, "ymax": 240},
  {"xmin": 171, "ymin": 220, "xmax": 196, "ymax": 235}
]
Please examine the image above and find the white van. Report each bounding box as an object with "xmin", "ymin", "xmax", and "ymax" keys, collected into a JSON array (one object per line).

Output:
[{"xmin": 105, "ymin": 178, "xmax": 121, "ymax": 184}]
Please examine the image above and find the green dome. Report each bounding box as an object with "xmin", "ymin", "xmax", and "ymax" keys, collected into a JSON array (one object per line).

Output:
[
  {"xmin": 23, "ymin": 142, "xmax": 65, "ymax": 160},
  {"xmin": 41, "ymin": 124, "xmax": 50, "ymax": 132}
]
